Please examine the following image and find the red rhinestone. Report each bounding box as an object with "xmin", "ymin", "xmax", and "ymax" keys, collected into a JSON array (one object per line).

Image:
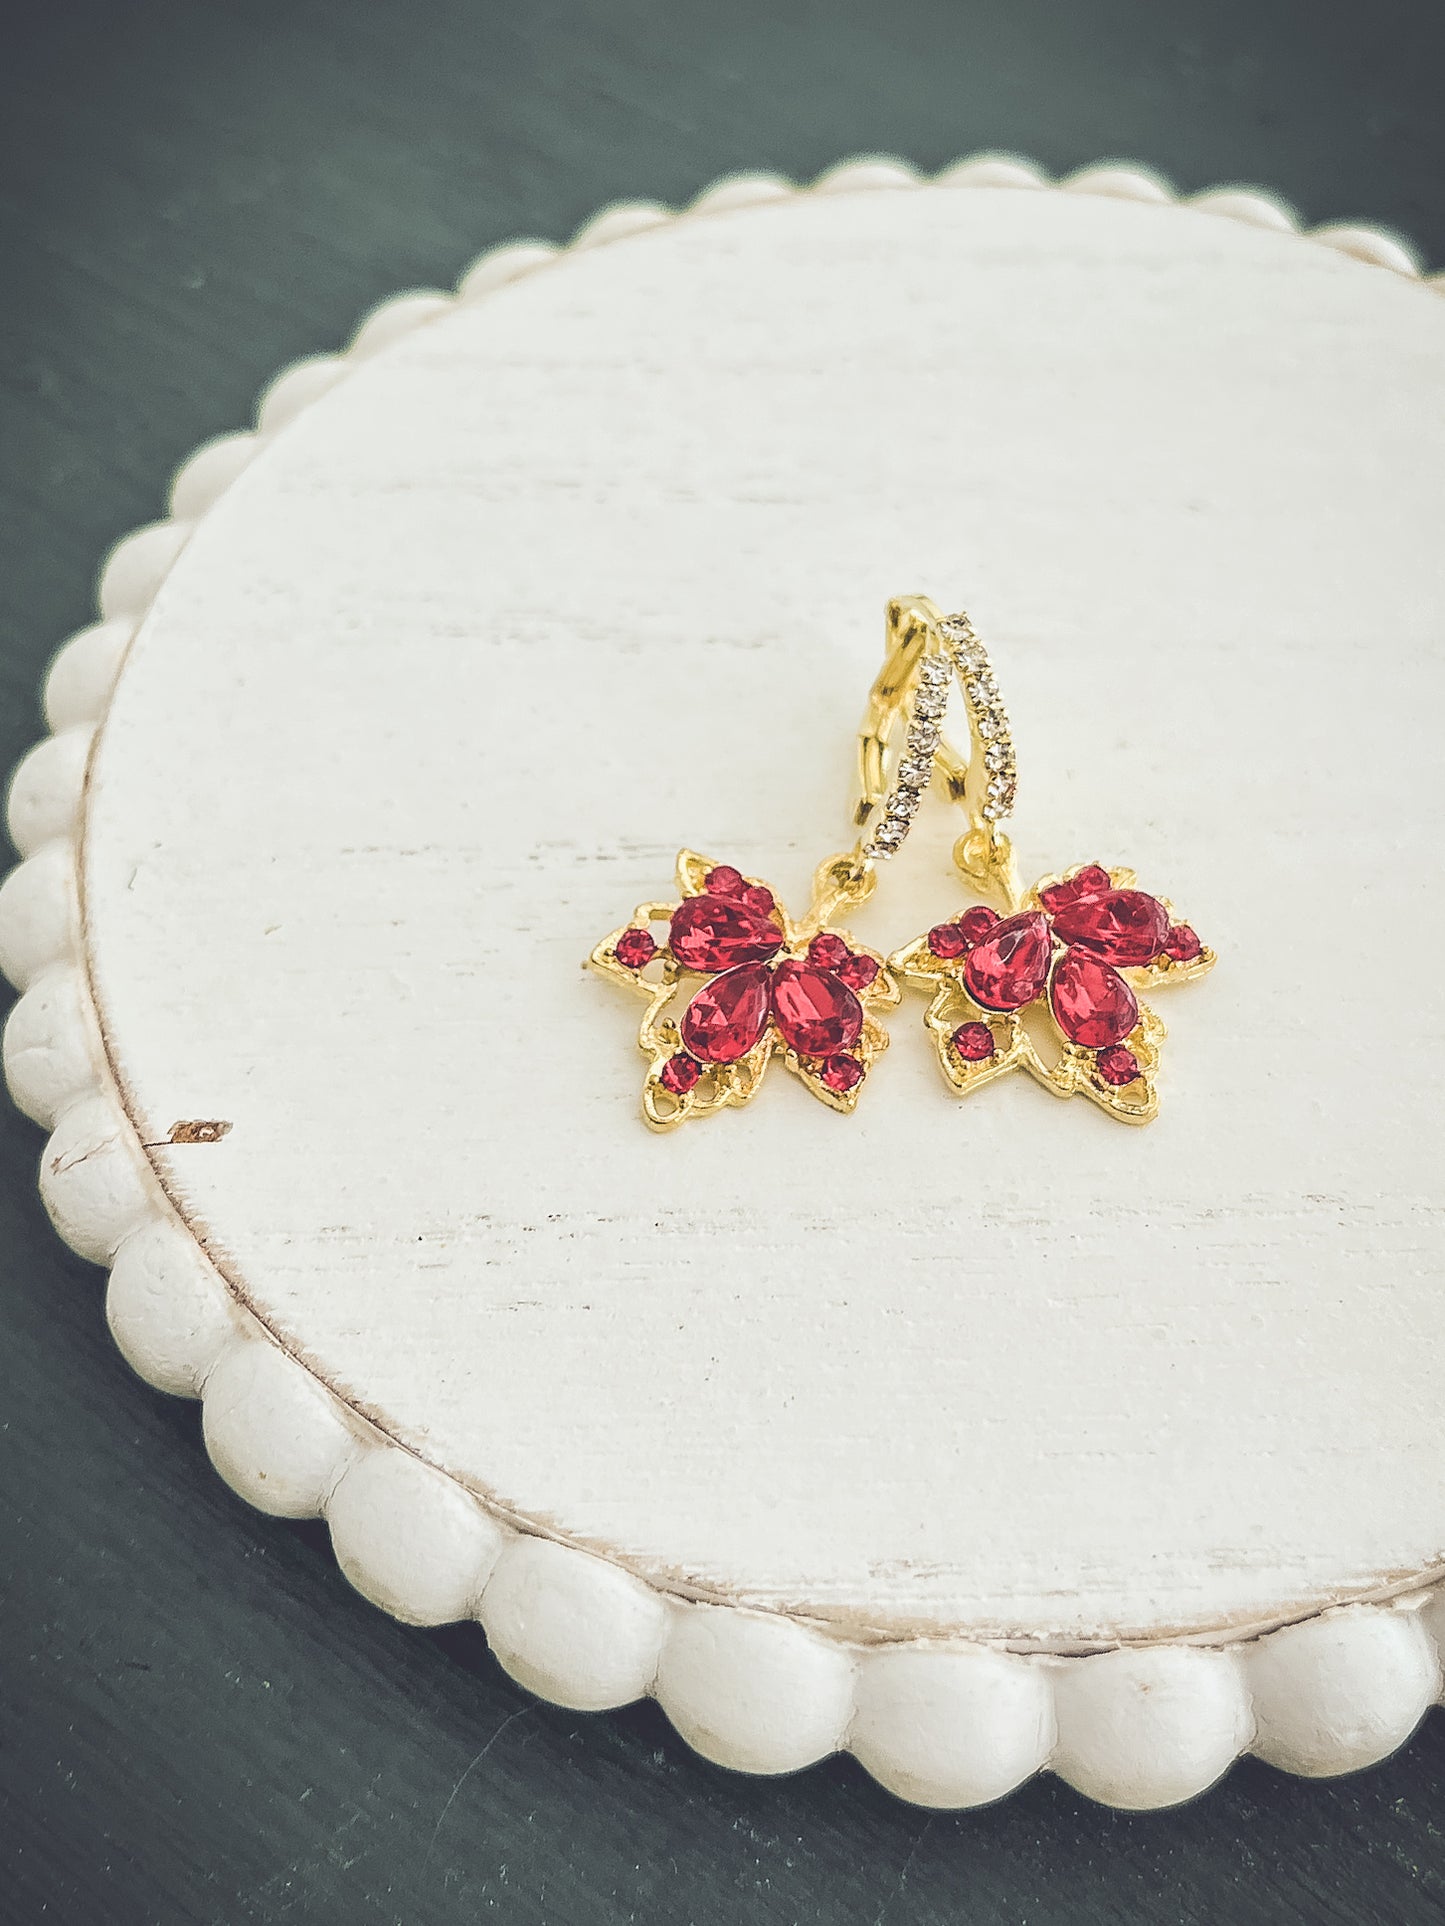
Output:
[
  {"xmin": 1095, "ymin": 1045, "xmax": 1140, "ymax": 1087},
  {"xmin": 659, "ymin": 1052, "xmax": 701, "ymax": 1095},
  {"xmin": 962, "ymin": 912, "xmax": 1053, "ymax": 1011},
  {"xmin": 614, "ymin": 928, "xmax": 658, "ymax": 970},
  {"xmin": 1164, "ymin": 923, "xmax": 1202, "ymax": 962},
  {"xmin": 958, "ymin": 905, "xmax": 999, "ymax": 947},
  {"xmin": 928, "ymin": 921, "xmax": 968, "ymax": 960},
  {"xmin": 742, "ymin": 884, "xmax": 776, "ymax": 915},
  {"xmin": 820, "ymin": 1053, "xmax": 864, "ymax": 1093},
  {"xmin": 705, "ymin": 865, "xmax": 746, "ymax": 897},
  {"xmin": 808, "ymin": 932, "xmax": 850, "ymax": 971},
  {"xmin": 770, "ymin": 959, "xmax": 864, "ymax": 1057},
  {"xmin": 952, "ymin": 1021, "xmax": 996, "ymax": 1062},
  {"xmin": 1051, "ymin": 889, "xmax": 1168, "ymax": 967},
  {"xmin": 1040, "ymin": 864, "xmax": 1111, "ymax": 913},
  {"xmin": 669, "ymin": 894, "xmax": 784, "ymax": 972},
  {"xmin": 1049, "ymin": 948, "xmax": 1139, "ymax": 1047},
  {"xmin": 680, "ymin": 963, "xmax": 772, "ymax": 1063},
  {"xmin": 835, "ymin": 951, "xmax": 879, "ymax": 991}
]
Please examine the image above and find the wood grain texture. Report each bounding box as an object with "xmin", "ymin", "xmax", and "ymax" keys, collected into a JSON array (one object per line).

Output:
[
  {"xmin": 9, "ymin": 0, "xmax": 1445, "ymax": 1916},
  {"xmin": 72, "ymin": 181, "xmax": 1445, "ymax": 1646}
]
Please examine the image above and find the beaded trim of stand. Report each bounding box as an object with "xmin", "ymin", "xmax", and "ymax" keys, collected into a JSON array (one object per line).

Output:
[{"xmin": 1, "ymin": 152, "xmax": 1441, "ymax": 1814}]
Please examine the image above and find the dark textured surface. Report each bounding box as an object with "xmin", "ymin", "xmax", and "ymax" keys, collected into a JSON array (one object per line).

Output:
[{"xmin": 3, "ymin": 3, "xmax": 1445, "ymax": 1920}]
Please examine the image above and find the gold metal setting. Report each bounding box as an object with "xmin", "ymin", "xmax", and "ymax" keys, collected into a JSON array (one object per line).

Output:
[
  {"xmin": 886, "ymin": 595, "xmax": 1215, "ymax": 1125},
  {"xmin": 590, "ymin": 595, "xmax": 1212, "ymax": 1131},
  {"xmin": 589, "ymin": 850, "xmax": 899, "ymax": 1132}
]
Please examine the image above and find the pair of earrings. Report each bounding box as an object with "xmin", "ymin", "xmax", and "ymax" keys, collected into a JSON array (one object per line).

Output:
[{"xmin": 589, "ymin": 596, "xmax": 1214, "ymax": 1131}]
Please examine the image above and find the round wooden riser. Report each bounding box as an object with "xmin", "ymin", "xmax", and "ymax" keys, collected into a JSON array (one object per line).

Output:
[{"xmin": 5, "ymin": 154, "xmax": 1445, "ymax": 1811}]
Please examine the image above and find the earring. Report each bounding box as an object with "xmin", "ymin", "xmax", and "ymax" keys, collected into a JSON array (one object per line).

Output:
[
  {"xmin": 586, "ymin": 600, "xmax": 957, "ymax": 1132},
  {"xmin": 884, "ymin": 596, "xmax": 1215, "ymax": 1125}
]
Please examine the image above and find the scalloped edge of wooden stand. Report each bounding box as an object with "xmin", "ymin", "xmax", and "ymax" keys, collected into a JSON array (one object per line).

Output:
[{"xmin": 4, "ymin": 151, "xmax": 1444, "ymax": 1812}]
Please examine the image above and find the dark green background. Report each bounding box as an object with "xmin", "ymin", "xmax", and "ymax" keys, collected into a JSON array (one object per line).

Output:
[{"xmin": 4, "ymin": 3, "xmax": 1445, "ymax": 1920}]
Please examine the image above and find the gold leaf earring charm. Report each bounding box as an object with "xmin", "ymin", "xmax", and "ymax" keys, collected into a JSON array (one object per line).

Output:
[
  {"xmin": 883, "ymin": 596, "xmax": 1215, "ymax": 1125},
  {"xmin": 588, "ymin": 851, "xmax": 899, "ymax": 1131},
  {"xmin": 585, "ymin": 600, "xmax": 963, "ymax": 1132}
]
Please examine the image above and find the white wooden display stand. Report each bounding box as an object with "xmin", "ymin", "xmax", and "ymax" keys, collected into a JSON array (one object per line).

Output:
[{"xmin": 5, "ymin": 153, "xmax": 1445, "ymax": 1811}]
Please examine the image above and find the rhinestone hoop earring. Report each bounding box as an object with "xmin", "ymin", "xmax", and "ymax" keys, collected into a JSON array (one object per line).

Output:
[
  {"xmin": 584, "ymin": 598, "xmax": 962, "ymax": 1132},
  {"xmin": 885, "ymin": 595, "xmax": 1216, "ymax": 1125}
]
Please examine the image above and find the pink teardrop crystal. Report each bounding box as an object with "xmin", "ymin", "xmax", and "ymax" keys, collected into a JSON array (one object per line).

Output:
[
  {"xmin": 680, "ymin": 963, "xmax": 772, "ymax": 1063},
  {"xmin": 669, "ymin": 894, "xmax": 784, "ymax": 973},
  {"xmin": 769, "ymin": 959, "xmax": 864, "ymax": 1057},
  {"xmin": 1050, "ymin": 889, "xmax": 1168, "ymax": 967},
  {"xmin": 1049, "ymin": 948, "xmax": 1139, "ymax": 1047},
  {"xmin": 962, "ymin": 912, "xmax": 1053, "ymax": 1011}
]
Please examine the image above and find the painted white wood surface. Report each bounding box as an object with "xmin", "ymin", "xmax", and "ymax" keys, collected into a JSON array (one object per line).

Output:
[{"xmin": 39, "ymin": 174, "xmax": 1445, "ymax": 1665}]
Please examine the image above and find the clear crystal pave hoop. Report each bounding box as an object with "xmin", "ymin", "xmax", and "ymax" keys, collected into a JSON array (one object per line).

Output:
[
  {"xmin": 886, "ymin": 594, "xmax": 1216, "ymax": 1125},
  {"xmin": 855, "ymin": 593, "xmax": 1016, "ymax": 862}
]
